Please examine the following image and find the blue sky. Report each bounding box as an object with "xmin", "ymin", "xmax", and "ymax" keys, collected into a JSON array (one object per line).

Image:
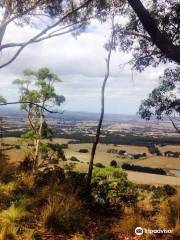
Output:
[{"xmin": 0, "ymin": 19, "xmax": 168, "ymax": 114}]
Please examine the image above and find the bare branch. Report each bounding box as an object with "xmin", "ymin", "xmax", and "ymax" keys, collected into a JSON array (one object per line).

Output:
[
  {"xmin": 0, "ymin": 0, "xmax": 92, "ymax": 69},
  {"xmin": 168, "ymin": 116, "xmax": 180, "ymax": 134},
  {"xmin": 0, "ymin": 101, "xmax": 58, "ymax": 114}
]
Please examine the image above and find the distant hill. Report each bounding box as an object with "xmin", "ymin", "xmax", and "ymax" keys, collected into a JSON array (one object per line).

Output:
[{"xmin": 0, "ymin": 106, "xmax": 140, "ymax": 122}]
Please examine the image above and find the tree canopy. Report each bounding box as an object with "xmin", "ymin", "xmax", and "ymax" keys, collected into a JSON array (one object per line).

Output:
[
  {"xmin": 138, "ymin": 67, "xmax": 180, "ymax": 132},
  {"xmin": 13, "ymin": 67, "xmax": 65, "ymax": 167},
  {"xmin": 116, "ymin": 0, "xmax": 180, "ymax": 70},
  {"xmin": 0, "ymin": 0, "xmax": 179, "ymax": 69}
]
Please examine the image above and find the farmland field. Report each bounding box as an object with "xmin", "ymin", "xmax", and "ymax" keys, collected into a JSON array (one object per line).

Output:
[{"xmin": 2, "ymin": 137, "xmax": 180, "ymax": 186}]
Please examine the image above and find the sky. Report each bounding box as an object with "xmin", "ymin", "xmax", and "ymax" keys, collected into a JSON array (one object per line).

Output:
[{"xmin": 0, "ymin": 17, "xmax": 169, "ymax": 115}]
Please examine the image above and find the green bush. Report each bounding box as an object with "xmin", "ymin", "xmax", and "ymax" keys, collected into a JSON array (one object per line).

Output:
[
  {"xmin": 70, "ymin": 156, "xmax": 80, "ymax": 162},
  {"xmin": 92, "ymin": 167, "xmax": 138, "ymax": 207},
  {"xmin": 94, "ymin": 163, "xmax": 105, "ymax": 168},
  {"xmin": 110, "ymin": 160, "xmax": 117, "ymax": 167}
]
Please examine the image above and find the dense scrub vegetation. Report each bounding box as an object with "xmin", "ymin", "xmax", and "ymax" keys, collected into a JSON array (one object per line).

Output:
[{"xmin": 0, "ymin": 157, "xmax": 179, "ymax": 239}]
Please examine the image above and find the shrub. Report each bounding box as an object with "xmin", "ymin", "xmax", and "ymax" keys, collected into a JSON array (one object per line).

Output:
[
  {"xmin": 121, "ymin": 163, "xmax": 166, "ymax": 175},
  {"xmin": 110, "ymin": 160, "xmax": 117, "ymax": 167},
  {"xmin": 163, "ymin": 185, "xmax": 176, "ymax": 196},
  {"xmin": 147, "ymin": 144, "xmax": 162, "ymax": 156},
  {"xmin": 34, "ymin": 167, "xmax": 65, "ymax": 187},
  {"xmin": 93, "ymin": 167, "xmax": 127, "ymax": 182},
  {"xmin": 0, "ymin": 204, "xmax": 30, "ymax": 225},
  {"xmin": 42, "ymin": 195, "xmax": 86, "ymax": 234},
  {"xmin": 70, "ymin": 156, "xmax": 80, "ymax": 162},
  {"xmin": 107, "ymin": 149, "xmax": 118, "ymax": 154},
  {"xmin": 94, "ymin": 163, "xmax": 105, "ymax": 168},
  {"xmin": 92, "ymin": 167, "xmax": 138, "ymax": 207},
  {"xmin": 118, "ymin": 150, "xmax": 126, "ymax": 155},
  {"xmin": 79, "ymin": 149, "xmax": 89, "ymax": 153},
  {"xmin": 19, "ymin": 156, "xmax": 34, "ymax": 172},
  {"xmin": 64, "ymin": 163, "xmax": 77, "ymax": 172},
  {"xmin": 152, "ymin": 185, "xmax": 176, "ymax": 199}
]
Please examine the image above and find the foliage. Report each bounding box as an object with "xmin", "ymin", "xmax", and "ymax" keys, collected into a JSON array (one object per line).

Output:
[
  {"xmin": 110, "ymin": 160, "xmax": 117, "ymax": 167},
  {"xmin": 147, "ymin": 144, "xmax": 162, "ymax": 156},
  {"xmin": 152, "ymin": 185, "xmax": 176, "ymax": 199},
  {"xmin": 40, "ymin": 143, "xmax": 66, "ymax": 165},
  {"xmin": 70, "ymin": 156, "xmax": 80, "ymax": 162},
  {"xmin": 13, "ymin": 68, "xmax": 65, "ymax": 168},
  {"xmin": 64, "ymin": 162, "xmax": 77, "ymax": 172},
  {"xmin": 92, "ymin": 167, "xmax": 138, "ymax": 207},
  {"xmin": 94, "ymin": 163, "xmax": 105, "ymax": 168},
  {"xmin": 139, "ymin": 67, "xmax": 180, "ymax": 120},
  {"xmin": 107, "ymin": 148, "xmax": 118, "ymax": 154},
  {"xmin": 19, "ymin": 156, "xmax": 34, "ymax": 172},
  {"xmin": 122, "ymin": 163, "xmax": 166, "ymax": 175},
  {"xmin": 163, "ymin": 184, "xmax": 177, "ymax": 196},
  {"xmin": 34, "ymin": 167, "xmax": 65, "ymax": 187},
  {"xmin": 116, "ymin": 1, "xmax": 180, "ymax": 70},
  {"xmin": 0, "ymin": 160, "xmax": 179, "ymax": 238}
]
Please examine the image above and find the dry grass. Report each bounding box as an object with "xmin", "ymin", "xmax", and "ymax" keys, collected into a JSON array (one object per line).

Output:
[
  {"xmin": 2, "ymin": 138, "xmax": 180, "ymax": 186},
  {"xmin": 127, "ymin": 171, "xmax": 180, "ymax": 186}
]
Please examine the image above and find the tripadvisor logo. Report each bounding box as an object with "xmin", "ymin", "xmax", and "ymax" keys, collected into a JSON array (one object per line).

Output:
[
  {"xmin": 135, "ymin": 227, "xmax": 143, "ymax": 236},
  {"xmin": 135, "ymin": 227, "xmax": 173, "ymax": 236}
]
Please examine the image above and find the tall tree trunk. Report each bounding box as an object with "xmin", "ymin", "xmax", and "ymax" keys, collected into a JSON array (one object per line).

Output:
[
  {"xmin": 0, "ymin": 1, "xmax": 12, "ymax": 45},
  {"xmin": 87, "ymin": 19, "xmax": 115, "ymax": 187},
  {"xmin": 34, "ymin": 111, "xmax": 44, "ymax": 168}
]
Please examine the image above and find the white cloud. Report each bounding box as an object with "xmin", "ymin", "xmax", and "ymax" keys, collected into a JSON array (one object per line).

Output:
[{"xmin": 0, "ymin": 19, "xmax": 168, "ymax": 114}]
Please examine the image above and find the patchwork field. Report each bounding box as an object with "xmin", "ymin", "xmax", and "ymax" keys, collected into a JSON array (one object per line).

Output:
[{"xmin": 2, "ymin": 137, "xmax": 180, "ymax": 186}]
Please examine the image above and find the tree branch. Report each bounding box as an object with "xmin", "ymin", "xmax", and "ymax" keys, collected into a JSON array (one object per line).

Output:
[
  {"xmin": 0, "ymin": 16, "xmax": 92, "ymax": 50},
  {"xmin": 0, "ymin": 0, "xmax": 92, "ymax": 69},
  {"xmin": 0, "ymin": 0, "xmax": 45, "ymax": 31},
  {"xmin": 0, "ymin": 101, "xmax": 58, "ymax": 114},
  {"xmin": 127, "ymin": 0, "xmax": 180, "ymax": 64},
  {"xmin": 168, "ymin": 116, "xmax": 180, "ymax": 134}
]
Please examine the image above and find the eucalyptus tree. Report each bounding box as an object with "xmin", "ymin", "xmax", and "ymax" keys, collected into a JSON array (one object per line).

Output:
[
  {"xmin": 116, "ymin": 0, "xmax": 180, "ymax": 70},
  {"xmin": 13, "ymin": 67, "xmax": 65, "ymax": 168},
  {"xmin": 1, "ymin": 0, "xmax": 179, "ymax": 70},
  {"xmin": 139, "ymin": 67, "xmax": 180, "ymax": 132},
  {"xmin": 87, "ymin": 14, "xmax": 116, "ymax": 187}
]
